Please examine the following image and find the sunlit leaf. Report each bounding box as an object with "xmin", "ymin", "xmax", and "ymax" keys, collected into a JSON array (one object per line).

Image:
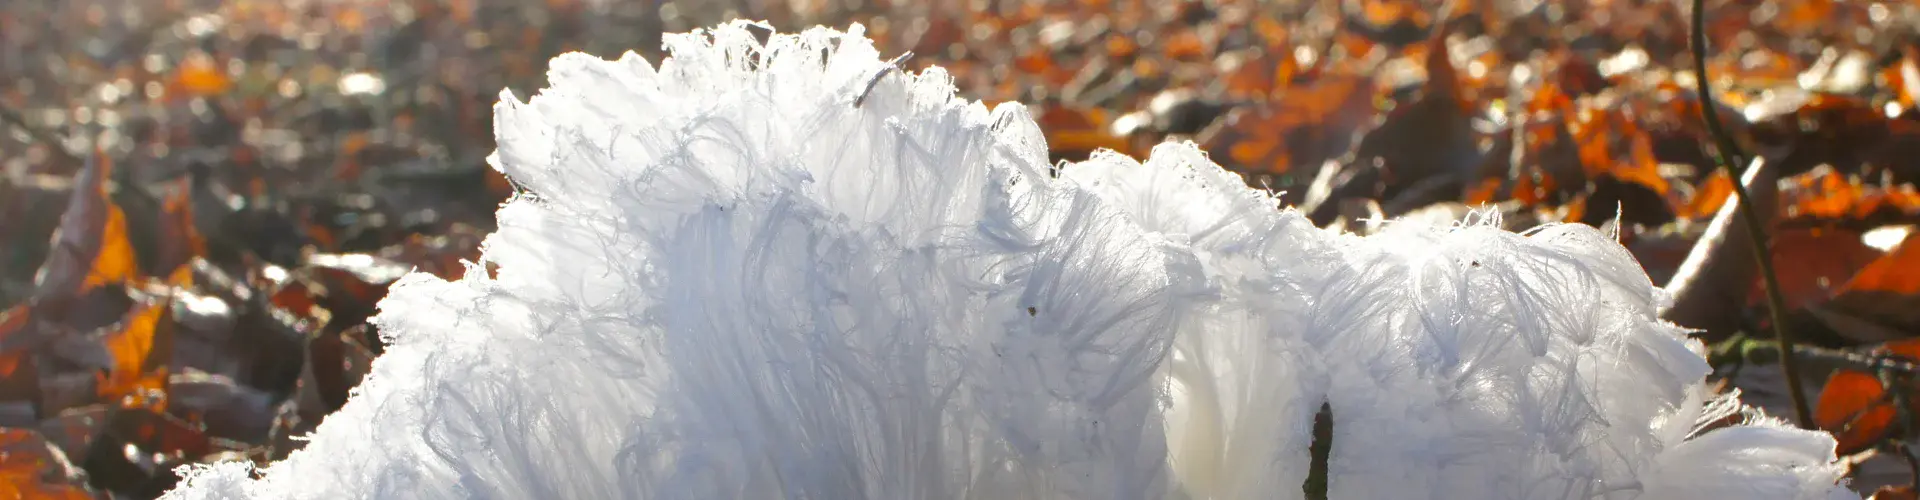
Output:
[
  {"xmin": 1203, "ymin": 73, "xmax": 1373, "ymax": 180},
  {"xmin": 95, "ymin": 299, "xmax": 174, "ymax": 411},
  {"xmin": 1814, "ymin": 338, "xmax": 1920, "ymax": 455},
  {"xmin": 1760, "ymin": 228, "xmax": 1884, "ymax": 311},
  {"xmin": 1681, "ymin": 170, "xmax": 1734, "ymax": 220},
  {"xmin": 35, "ymin": 150, "xmax": 137, "ymax": 299}
]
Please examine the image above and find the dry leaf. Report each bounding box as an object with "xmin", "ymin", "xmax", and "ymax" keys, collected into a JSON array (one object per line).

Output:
[
  {"xmin": 0, "ymin": 428, "xmax": 95, "ymax": 500},
  {"xmin": 36, "ymin": 151, "xmax": 137, "ymax": 299},
  {"xmin": 1813, "ymin": 338, "xmax": 1920, "ymax": 455},
  {"xmin": 96, "ymin": 300, "xmax": 175, "ymax": 411},
  {"xmin": 1761, "ymin": 228, "xmax": 1885, "ymax": 311}
]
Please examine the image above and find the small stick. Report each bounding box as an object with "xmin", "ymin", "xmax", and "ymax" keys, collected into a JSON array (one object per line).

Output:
[
  {"xmin": 1689, "ymin": 0, "xmax": 1814, "ymax": 428},
  {"xmin": 853, "ymin": 51, "xmax": 913, "ymax": 108}
]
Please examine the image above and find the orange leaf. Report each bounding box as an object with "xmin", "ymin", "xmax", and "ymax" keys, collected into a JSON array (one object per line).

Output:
[
  {"xmin": 95, "ymin": 299, "xmax": 174, "ymax": 411},
  {"xmin": 172, "ymin": 52, "xmax": 231, "ymax": 97},
  {"xmin": 1561, "ymin": 194, "xmax": 1588, "ymax": 224},
  {"xmin": 1611, "ymin": 133, "xmax": 1670, "ymax": 196},
  {"xmin": 1104, "ymin": 33, "xmax": 1138, "ymax": 59},
  {"xmin": 1760, "ymin": 228, "xmax": 1884, "ymax": 311},
  {"xmin": 1815, "ymin": 338, "xmax": 1920, "ymax": 455},
  {"xmin": 1780, "ymin": 170, "xmax": 1920, "ymax": 221},
  {"xmin": 1899, "ymin": 47, "xmax": 1920, "ymax": 110},
  {"xmin": 1204, "ymin": 73, "xmax": 1374, "ymax": 178},
  {"xmin": 1037, "ymin": 104, "xmax": 1127, "ymax": 158},
  {"xmin": 0, "ymin": 429, "xmax": 94, "ymax": 500},
  {"xmin": 1463, "ymin": 177, "xmax": 1503, "ymax": 206},
  {"xmin": 1682, "ymin": 170, "xmax": 1734, "ymax": 220},
  {"xmin": 35, "ymin": 150, "xmax": 138, "ymax": 299},
  {"xmin": 1223, "ymin": 50, "xmax": 1295, "ymax": 101},
  {"xmin": 1358, "ymin": 0, "xmax": 1427, "ymax": 29},
  {"xmin": 1840, "ymin": 231, "xmax": 1920, "ymax": 297},
  {"xmin": 1162, "ymin": 30, "xmax": 1206, "ymax": 61},
  {"xmin": 0, "ymin": 305, "xmax": 30, "ymax": 379},
  {"xmin": 1816, "ymin": 369, "xmax": 1895, "ymax": 455}
]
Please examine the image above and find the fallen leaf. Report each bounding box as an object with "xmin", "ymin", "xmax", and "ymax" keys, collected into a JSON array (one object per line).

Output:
[
  {"xmin": 0, "ymin": 428, "xmax": 95, "ymax": 500},
  {"xmin": 95, "ymin": 300, "xmax": 175, "ymax": 412},
  {"xmin": 1760, "ymin": 228, "xmax": 1884, "ymax": 311},
  {"xmin": 1821, "ymin": 231, "xmax": 1920, "ymax": 335},
  {"xmin": 1681, "ymin": 170, "xmax": 1734, "ymax": 220},
  {"xmin": 153, "ymin": 179, "xmax": 207, "ymax": 282},
  {"xmin": 36, "ymin": 151, "xmax": 138, "ymax": 299},
  {"xmin": 1813, "ymin": 338, "xmax": 1920, "ymax": 455}
]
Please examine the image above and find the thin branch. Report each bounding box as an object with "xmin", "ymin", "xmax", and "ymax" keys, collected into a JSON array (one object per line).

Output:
[
  {"xmin": 1689, "ymin": 0, "xmax": 1814, "ymax": 427},
  {"xmin": 0, "ymin": 102, "xmax": 82, "ymax": 165}
]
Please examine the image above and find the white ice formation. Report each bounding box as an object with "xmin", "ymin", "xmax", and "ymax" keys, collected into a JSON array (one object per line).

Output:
[{"xmin": 164, "ymin": 21, "xmax": 1855, "ymax": 500}]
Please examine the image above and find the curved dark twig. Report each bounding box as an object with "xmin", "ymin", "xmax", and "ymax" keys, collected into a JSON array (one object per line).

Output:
[
  {"xmin": 1689, "ymin": 0, "xmax": 1814, "ymax": 427},
  {"xmin": 854, "ymin": 51, "xmax": 914, "ymax": 108}
]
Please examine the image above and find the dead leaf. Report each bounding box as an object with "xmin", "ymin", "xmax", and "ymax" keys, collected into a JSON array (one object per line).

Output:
[
  {"xmin": 1820, "ymin": 231, "xmax": 1920, "ymax": 335},
  {"xmin": 1813, "ymin": 338, "xmax": 1920, "ymax": 455},
  {"xmin": 1761, "ymin": 228, "xmax": 1884, "ymax": 311},
  {"xmin": 0, "ymin": 428, "xmax": 95, "ymax": 500},
  {"xmin": 154, "ymin": 179, "xmax": 207, "ymax": 282},
  {"xmin": 1681, "ymin": 170, "xmax": 1734, "ymax": 220},
  {"xmin": 95, "ymin": 299, "xmax": 175, "ymax": 412},
  {"xmin": 36, "ymin": 150, "xmax": 138, "ymax": 299}
]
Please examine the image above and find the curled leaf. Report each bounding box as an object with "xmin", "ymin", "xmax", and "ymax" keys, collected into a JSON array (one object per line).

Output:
[{"xmin": 36, "ymin": 151, "xmax": 137, "ymax": 300}]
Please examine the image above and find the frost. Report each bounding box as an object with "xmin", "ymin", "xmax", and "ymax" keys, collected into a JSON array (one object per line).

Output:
[{"xmin": 165, "ymin": 21, "xmax": 1856, "ymax": 500}]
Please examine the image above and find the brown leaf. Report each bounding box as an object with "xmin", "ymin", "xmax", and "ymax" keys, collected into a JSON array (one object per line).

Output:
[
  {"xmin": 1841, "ymin": 231, "xmax": 1920, "ymax": 296},
  {"xmin": 1760, "ymin": 228, "xmax": 1884, "ymax": 311},
  {"xmin": 1755, "ymin": 94, "xmax": 1903, "ymax": 177},
  {"xmin": 1815, "ymin": 338, "xmax": 1920, "ymax": 455},
  {"xmin": 306, "ymin": 325, "xmax": 375, "ymax": 414},
  {"xmin": 1873, "ymin": 485, "xmax": 1919, "ymax": 500},
  {"xmin": 36, "ymin": 151, "xmax": 138, "ymax": 299},
  {"xmin": 1036, "ymin": 104, "xmax": 1129, "ymax": 159},
  {"xmin": 37, "ymin": 406, "xmax": 108, "ymax": 466},
  {"xmin": 0, "ymin": 305, "xmax": 32, "ymax": 380},
  {"xmin": 1819, "ymin": 231, "xmax": 1920, "ymax": 336},
  {"xmin": 1208, "ymin": 72, "xmax": 1374, "ymax": 182},
  {"xmin": 1511, "ymin": 114, "xmax": 1584, "ymax": 207},
  {"xmin": 0, "ymin": 428, "xmax": 95, "ymax": 500},
  {"xmin": 1317, "ymin": 29, "xmax": 1480, "ymax": 222},
  {"xmin": 153, "ymin": 179, "xmax": 206, "ymax": 281}
]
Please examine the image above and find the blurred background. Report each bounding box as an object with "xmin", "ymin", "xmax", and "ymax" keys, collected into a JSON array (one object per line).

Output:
[{"xmin": 3, "ymin": 0, "xmax": 1920, "ymax": 497}]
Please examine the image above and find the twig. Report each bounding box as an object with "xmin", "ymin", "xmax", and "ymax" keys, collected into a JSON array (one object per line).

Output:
[
  {"xmin": 0, "ymin": 102, "xmax": 82, "ymax": 165},
  {"xmin": 1690, "ymin": 0, "xmax": 1814, "ymax": 428},
  {"xmin": 853, "ymin": 51, "xmax": 913, "ymax": 108},
  {"xmin": 1789, "ymin": 343, "xmax": 1920, "ymax": 376}
]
